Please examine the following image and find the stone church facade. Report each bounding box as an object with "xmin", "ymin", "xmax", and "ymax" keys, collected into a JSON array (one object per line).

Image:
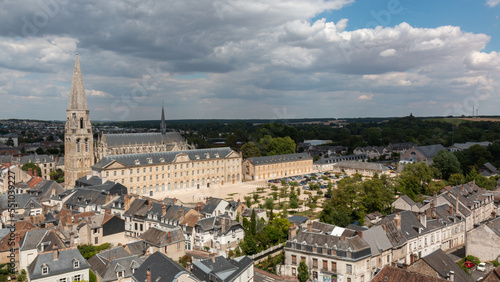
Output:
[{"xmin": 93, "ymin": 107, "xmax": 193, "ymax": 162}]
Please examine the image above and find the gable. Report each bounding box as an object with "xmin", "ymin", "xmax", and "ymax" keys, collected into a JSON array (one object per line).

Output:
[{"xmin": 105, "ymin": 160, "xmax": 127, "ymax": 169}]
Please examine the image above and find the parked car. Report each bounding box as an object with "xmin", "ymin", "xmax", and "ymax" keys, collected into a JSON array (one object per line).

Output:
[
  {"xmin": 477, "ymin": 263, "xmax": 486, "ymax": 272},
  {"xmin": 464, "ymin": 261, "xmax": 475, "ymax": 269}
]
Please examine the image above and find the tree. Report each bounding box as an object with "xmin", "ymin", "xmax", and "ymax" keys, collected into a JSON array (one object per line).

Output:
[
  {"xmin": 264, "ymin": 197, "xmax": 274, "ymax": 210},
  {"xmin": 289, "ymin": 197, "xmax": 299, "ymax": 209},
  {"xmin": 265, "ymin": 136, "xmax": 296, "ymax": 156},
  {"xmin": 241, "ymin": 142, "xmax": 262, "ymax": 158},
  {"xmin": 50, "ymin": 168, "xmax": 65, "ymax": 183},
  {"xmin": 250, "ymin": 209, "xmax": 256, "ymax": 235},
  {"xmin": 298, "ymin": 261, "xmax": 310, "ymax": 282},
  {"xmin": 6, "ymin": 137, "xmax": 14, "ymax": 147},
  {"xmin": 21, "ymin": 163, "xmax": 41, "ymax": 177},
  {"xmin": 244, "ymin": 196, "xmax": 252, "ymax": 208},
  {"xmin": 432, "ymin": 150, "xmax": 461, "ymax": 180}
]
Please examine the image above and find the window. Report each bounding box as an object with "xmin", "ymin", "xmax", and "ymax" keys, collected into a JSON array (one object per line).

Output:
[
  {"xmin": 291, "ymin": 255, "xmax": 297, "ymax": 265},
  {"xmin": 323, "ymin": 260, "xmax": 328, "ymax": 270},
  {"xmin": 73, "ymin": 260, "xmax": 80, "ymax": 268},
  {"xmin": 95, "ymin": 237, "xmax": 98, "ymax": 244},
  {"xmin": 346, "ymin": 264, "xmax": 352, "ymax": 274},
  {"xmin": 313, "ymin": 258, "xmax": 318, "ymax": 268},
  {"xmin": 59, "ymin": 278, "xmax": 67, "ymax": 282},
  {"xmin": 42, "ymin": 266, "xmax": 48, "ymax": 275},
  {"xmin": 331, "ymin": 262, "xmax": 337, "ymax": 272},
  {"xmin": 73, "ymin": 275, "xmax": 81, "ymax": 281},
  {"xmin": 177, "ymin": 242, "xmax": 181, "ymax": 249}
]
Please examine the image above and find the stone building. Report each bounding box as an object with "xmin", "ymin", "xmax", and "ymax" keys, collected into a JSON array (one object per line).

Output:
[
  {"xmin": 64, "ymin": 54, "xmax": 94, "ymax": 188},
  {"xmin": 94, "ymin": 106, "xmax": 193, "ymax": 163},
  {"xmin": 466, "ymin": 217, "xmax": 500, "ymax": 261},
  {"xmin": 91, "ymin": 147, "xmax": 242, "ymax": 197},
  {"xmin": 242, "ymin": 152, "xmax": 312, "ymax": 181}
]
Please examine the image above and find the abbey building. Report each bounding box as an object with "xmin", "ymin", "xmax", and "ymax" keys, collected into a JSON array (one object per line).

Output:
[{"xmin": 64, "ymin": 55, "xmax": 242, "ymax": 191}]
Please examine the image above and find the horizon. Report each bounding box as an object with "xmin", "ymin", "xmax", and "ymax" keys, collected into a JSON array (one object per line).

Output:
[{"xmin": 1, "ymin": 1, "xmax": 499, "ymax": 120}]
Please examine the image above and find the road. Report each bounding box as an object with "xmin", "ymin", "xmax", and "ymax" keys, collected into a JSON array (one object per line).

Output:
[{"xmin": 254, "ymin": 270, "xmax": 295, "ymax": 282}]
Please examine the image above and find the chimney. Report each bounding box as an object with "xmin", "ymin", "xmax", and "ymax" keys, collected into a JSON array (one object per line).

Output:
[
  {"xmin": 34, "ymin": 170, "xmax": 38, "ymax": 177},
  {"xmin": 418, "ymin": 213, "xmax": 427, "ymax": 228},
  {"xmin": 28, "ymin": 168, "xmax": 33, "ymax": 176},
  {"xmin": 69, "ymin": 232, "xmax": 74, "ymax": 248},
  {"xmin": 124, "ymin": 195, "xmax": 130, "ymax": 210},
  {"xmin": 472, "ymin": 180, "xmax": 475, "ymax": 189},
  {"xmin": 288, "ymin": 224, "xmax": 297, "ymax": 240},
  {"xmin": 178, "ymin": 208, "xmax": 184, "ymax": 219},
  {"xmin": 307, "ymin": 221, "xmax": 312, "ymax": 232},
  {"xmin": 455, "ymin": 194, "xmax": 459, "ymax": 214},
  {"xmin": 358, "ymin": 231, "xmax": 363, "ymax": 239},
  {"xmin": 381, "ymin": 224, "xmax": 386, "ymax": 232},
  {"xmin": 173, "ymin": 197, "xmax": 177, "ymax": 204},
  {"xmin": 167, "ymin": 231, "xmax": 171, "ymax": 243},
  {"xmin": 206, "ymin": 197, "xmax": 210, "ymax": 204},
  {"xmin": 105, "ymin": 192, "xmax": 111, "ymax": 203},
  {"xmin": 433, "ymin": 191, "xmax": 437, "ymax": 207},
  {"xmin": 394, "ymin": 213, "xmax": 401, "ymax": 231},
  {"xmin": 148, "ymin": 200, "xmax": 153, "ymax": 210},
  {"xmin": 52, "ymin": 244, "xmax": 59, "ymax": 260},
  {"xmin": 146, "ymin": 269, "xmax": 151, "ymax": 282},
  {"xmin": 186, "ymin": 261, "xmax": 192, "ymax": 272},
  {"xmin": 209, "ymin": 253, "xmax": 216, "ymax": 262},
  {"xmin": 449, "ymin": 204, "xmax": 453, "ymax": 215},
  {"xmin": 449, "ymin": 270, "xmax": 455, "ymax": 282},
  {"xmin": 162, "ymin": 203, "xmax": 167, "ymax": 216}
]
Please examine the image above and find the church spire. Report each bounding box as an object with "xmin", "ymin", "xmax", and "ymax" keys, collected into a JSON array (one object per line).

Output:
[
  {"xmin": 67, "ymin": 53, "xmax": 89, "ymax": 110},
  {"xmin": 160, "ymin": 102, "xmax": 166, "ymax": 136}
]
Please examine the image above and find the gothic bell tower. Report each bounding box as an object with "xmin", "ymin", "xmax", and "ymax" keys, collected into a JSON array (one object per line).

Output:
[{"xmin": 64, "ymin": 53, "xmax": 94, "ymax": 188}]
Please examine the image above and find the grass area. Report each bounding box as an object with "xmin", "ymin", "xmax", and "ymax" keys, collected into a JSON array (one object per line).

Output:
[{"xmin": 289, "ymin": 209, "xmax": 319, "ymax": 219}]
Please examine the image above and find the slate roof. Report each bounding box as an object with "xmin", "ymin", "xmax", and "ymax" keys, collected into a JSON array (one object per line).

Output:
[
  {"xmin": 332, "ymin": 161, "xmax": 389, "ymax": 171},
  {"xmin": 376, "ymin": 217, "xmax": 407, "ymax": 248},
  {"xmin": 28, "ymin": 247, "xmax": 89, "ymax": 280},
  {"xmin": 288, "ymin": 215, "xmax": 309, "ymax": 225},
  {"xmin": 104, "ymin": 132, "xmax": 185, "ymax": 146},
  {"xmin": 372, "ymin": 265, "xmax": 447, "ymax": 282},
  {"xmin": 314, "ymin": 154, "xmax": 367, "ymax": 164},
  {"xmin": 486, "ymin": 217, "xmax": 500, "ymax": 237},
  {"xmin": 191, "ymin": 256, "xmax": 253, "ymax": 282},
  {"xmin": 0, "ymin": 194, "xmax": 42, "ymax": 210},
  {"xmin": 421, "ymin": 249, "xmax": 472, "ymax": 282},
  {"xmin": 386, "ymin": 211, "xmax": 438, "ymax": 240},
  {"xmin": 64, "ymin": 188, "xmax": 110, "ymax": 209},
  {"xmin": 414, "ymin": 144, "xmax": 446, "ymax": 158},
  {"xmin": 123, "ymin": 198, "xmax": 148, "ymax": 217},
  {"xmin": 201, "ymin": 197, "xmax": 225, "ymax": 215},
  {"xmin": 19, "ymin": 154, "xmax": 55, "ymax": 165},
  {"xmin": 19, "ymin": 229, "xmax": 66, "ymax": 252},
  {"xmin": 88, "ymin": 246, "xmax": 143, "ymax": 282},
  {"xmin": 28, "ymin": 180, "xmax": 65, "ymax": 201},
  {"xmin": 139, "ymin": 227, "xmax": 184, "ymax": 247},
  {"xmin": 124, "ymin": 241, "xmax": 147, "ymax": 257},
  {"xmin": 132, "ymin": 251, "xmax": 196, "ymax": 282},
  {"xmin": 75, "ymin": 175, "xmax": 106, "ymax": 187},
  {"xmin": 93, "ymin": 147, "xmax": 237, "ymax": 169},
  {"xmin": 362, "ymin": 225, "xmax": 393, "ymax": 256},
  {"xmin": 196, "ymin": 215, "xmax": 242, "ymax": 235},
  {"xmin": 450, "ymin": 141, "xmax": 491, "ymax": 150},
  {"xmin": 245, "ymin": 152, "xmax": 311, "ymax": 165}
]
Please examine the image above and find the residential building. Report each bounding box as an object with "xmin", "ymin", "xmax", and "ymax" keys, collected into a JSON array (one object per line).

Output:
[
  {"xmin": 201, "ymin": 197, "xmax": 229, "ymax": 218},
  {"xmin": 283, "ymin": 221, "xmax": 372, "ymax": 282},
  {"xmin": 399, "ymin": 144, "xmax": 446, "ymax": 164},
  {"xmin": 466, "ymin": 217, "xmax": 500, "ymax": 261},
  {"xmin": 19, "ymin": 229, "xmax": 66, "ymax": 271},
  {"xmin": 87, "ymin": 246, "xmax": 143, "ymax": 282},
  {"xmin": 371, "ymin": 265, "xmax": 448, "ymax": 282},
  {"xmin": 447, "ymin": 141, "xmax": 491, "ymax": 152},
  {"xmin": 139, "ymin": 227, "xmax": 186, "ymax": 261},
  {"xmin": 194, "ymin": 215, "xmax": 244, "ymax": 257},
  {"xmin": 19, "ymin": 154, "xmax": 57, "ymax": 180},
  {"xmin": 242, "ymin": 153, "xmax": 312, "ymax": 180},
  {"xmin": 407, "ymin": 249, "xmax": 472, "ymax": 282},
  {"xmin": 27, "ymin": 247, "xmax": 90, "ymax": 282},
  {"xmin": 191, "ymin": 255, "xmax": 254, "ymax": 282},
  {"xmin": 132, "ymin": 251, "xmax": 199, "ymax": 282}
]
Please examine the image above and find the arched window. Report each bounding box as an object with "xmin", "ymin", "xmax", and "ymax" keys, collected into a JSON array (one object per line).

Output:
[
  {"xmin": 76, "ymin": 139, "xmax": 81, "ymax": 153},
  {"xmin": 85, "ymin": 139, "xmax": 89, "ymax": 152},
  {"xmin": 80, "ymin": 117, "xmax": 84, "ymax": 129}
]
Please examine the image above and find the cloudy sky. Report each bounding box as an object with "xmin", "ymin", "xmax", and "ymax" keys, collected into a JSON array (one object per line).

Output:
[{"xmin": 0, "ymin": 0, "xmax": 499, "ymax": 121}]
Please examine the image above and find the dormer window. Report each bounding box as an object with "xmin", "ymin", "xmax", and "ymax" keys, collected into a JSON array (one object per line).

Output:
[
  {"xmin": 73, "ymin": 259, "xmax": 80, "ymax": 268},
  {"xmin": 147, "ymin": 158, "xmax": 153, "ymax": 164},
  {"xmin": 42, "ymin": 265, "xmax": 49, "ymax": 275},
  {"xmin": 135, "ymin": 160, "xmax": 140, "ymax": 165},
  {"xmin": 159, "ymin": 158, "xmax": 165, "ymax": 163}
]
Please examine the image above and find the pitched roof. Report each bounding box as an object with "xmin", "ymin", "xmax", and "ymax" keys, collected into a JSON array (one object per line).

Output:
[
  {"xmin": 421, "ymin": 249, "xmax": 472, "ymax": 282},
  {"xmin": 104, "ymin": 132, "xmax": 186, "ymax": 147},
  {"xmin": 27, "ymin": 247, "xmax": 90, "ymax": 280},
  {"xmin": 88, "ymin": 246, "xmax": 143, "ymax": 282},
  {"xmin": 486, "ymin": 217, "xmax": 500, "ymax": 237},
  {"xmin": 196, "ymin": 215, "xmax": 242, "ymax": 235},
  {"xmin": 19, "ymin": 229, "xmax": 65, "ymax": 252},
  {"xmin": 191, "ymin": 256, "xmax": 253, "ymax": 282},
  {"xmin": 245, "ymin": 152, "xmax": 311, "ymax": 165},
  {"xmin": 332, "ymin": 161, "xmax": 389, "ymax": 171},
  {"xmin": 372, "ymin": 265, "xmax": 447, "ymax": 282},
  {"xmin": 362, "ymin": 225, "xmax": 393, "ymax": 256},
  {"xmin": 124, "ymin": 241, "xmax": 147, "ymax": 257},
  {"xmin": 415, "ymin": 144, "xmax": 446, "ymax": 158},
  {"xmin": 93, "ymin": 147, "xmax": 237, "ymax": 169},
  {"xmin": 201, "ymin": 197, "xmax": 225, "ymax": 214},
  {"xmin": 139, "ymin": 227, "xmax": 184, "ymax": 247},
  {"xmin": 132, "ymin": 251, "xmax": 195, "ymax": 282}
]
